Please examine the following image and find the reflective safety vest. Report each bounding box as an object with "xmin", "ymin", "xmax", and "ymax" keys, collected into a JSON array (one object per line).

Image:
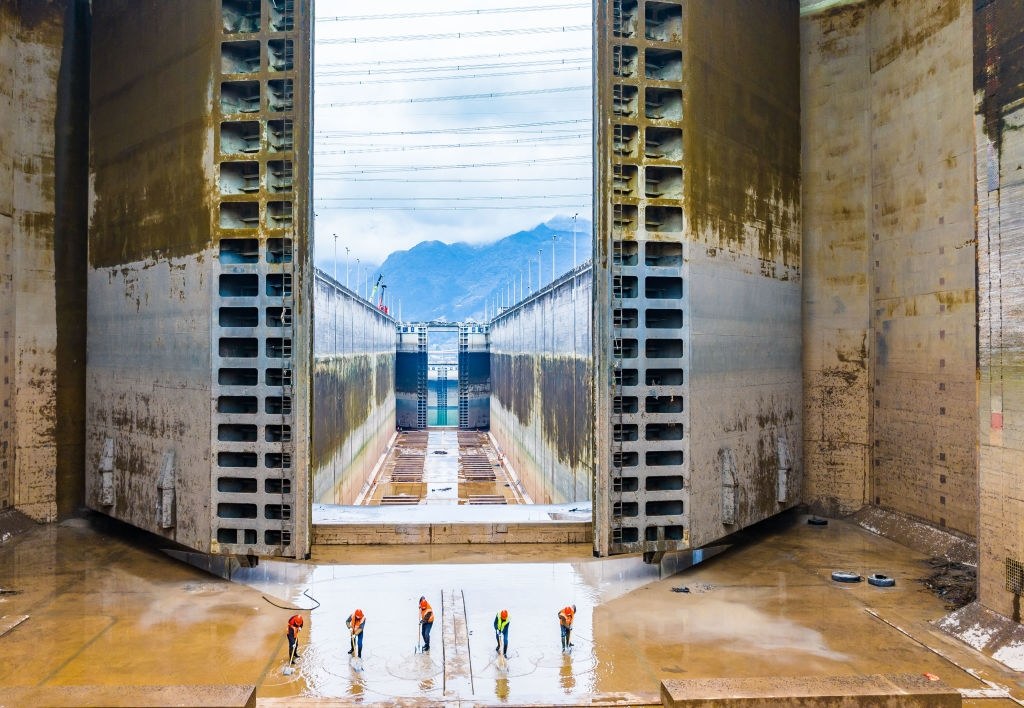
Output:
[
  {"xmin": 495, "ymin": 613, "xmax": 510, "ymax": 631},
  {"xmin": 559, "ymin": 607, "xmax": 574, "ymax": 627},
  {"xmin": 347, "ymin": 614, "xmax": 365, "ymax": 634},
  {"xmin": 420, "ymin": 603, "xmax": 434, "ymax": 624}
]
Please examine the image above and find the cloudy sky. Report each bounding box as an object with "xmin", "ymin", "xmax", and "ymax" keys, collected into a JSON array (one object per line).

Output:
[{"xmin": 312, "ymin": 1, "xmax": 594, "ymax": 268}]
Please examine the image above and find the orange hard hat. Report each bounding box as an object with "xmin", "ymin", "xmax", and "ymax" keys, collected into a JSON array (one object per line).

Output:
[
  {"xmin": 500, "ymin": 609, "xmax": 508, "ymax": 620},
  {"xmin": 354, "ymin": 609, "xmax": 364, "ymax": 619},
  {"xmin": 290, "ymin": 615, "xmax": 303, "ymax": 627}
]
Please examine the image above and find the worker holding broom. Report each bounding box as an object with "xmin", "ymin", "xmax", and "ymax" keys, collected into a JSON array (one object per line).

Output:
[
  {"xmin": 493, "ymin": 609, "xmax": 510, "ymax": 657},
  {"xmin": 286, "ymin": 614, "xmax": 303, "ymax": 664},
  {"xmin": 346, "ymin": 608, "xmax": 366, "ymax": 658},
  {"xmin": 418, "ymin": 596, "xmax": 434, "ymax": 652},
  {"xmin": 558, "ymin": 604, "xmax": 576, "ymax": 651}
]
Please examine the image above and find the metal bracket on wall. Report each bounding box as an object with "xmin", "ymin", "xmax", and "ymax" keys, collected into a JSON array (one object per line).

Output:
[
  {"xmin": 776, "ymin": 436, "xmax": 791, "ymax": 504},
  {"xmin": 720, "ymin": 447, "xmax": 737, "ymax": 525},
  {"xmin": 98, "ymin": 437, "xmax": 115, "ymax": 507},
  {"xmin": 157, "ymin": 450, "xmax": 176, "ymax": 529}
]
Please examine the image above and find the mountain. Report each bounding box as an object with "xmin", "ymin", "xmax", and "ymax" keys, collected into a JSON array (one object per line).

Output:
[{"xmin": 378, "ymin": 217, "xmax": 592, "ymax": 323}]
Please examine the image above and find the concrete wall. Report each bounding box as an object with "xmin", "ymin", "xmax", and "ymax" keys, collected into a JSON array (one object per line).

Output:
[
  {"xmin": 0, "ymin": 0, "xmax": 88, "ymax": 522},
  {"xmin": 975, "ymin": 0, "xmax": 1024, "ymax": 620},
  {"xmin": 594, "ymin": 0, "xmax": 802, "ymax": 556},
  {"xmin": 86, "ymin": 0, "xmax": 313, "ymax": 557},
  {"xmin": 312, "ymin": 271, "xmax": 396, "ymax": 505},
  {"xmin": 801, "ymin": 4, "xmax": 872, "ymax": 516},
  {"xmin": 490, "ymin": 264, "xmax": 593, "ymax": 504},
  {"xmin": 682, "ymin": 1, "xmax": 803, "ymax": 550},
  {"xmin": 800, "ymin": 0, "xmax": 977, "ymax": 536}
]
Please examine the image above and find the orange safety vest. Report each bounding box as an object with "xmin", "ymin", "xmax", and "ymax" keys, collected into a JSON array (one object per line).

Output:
[
  {"xmin": 420, "ymin": 603, "xmax": 434, "ymax": 624},
  {"xmin": 559, "ymin": 606, "xmax": 574, "ymax": 627}
]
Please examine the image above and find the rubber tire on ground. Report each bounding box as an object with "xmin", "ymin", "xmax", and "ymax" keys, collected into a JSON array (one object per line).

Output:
[
  {"xmin": 831, "ymin": 570, "xmax": 862, "ymax": 583},
  {"xmin": 867, "ymin": 573, "xmax": 895, "ymax": 588},
  {"xmin": 807, "ymin": 517, "xmax": 828, "ymax": 526}
]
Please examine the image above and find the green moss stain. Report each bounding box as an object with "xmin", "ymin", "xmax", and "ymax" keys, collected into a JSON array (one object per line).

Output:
[
  {"xmin": 683, "ymin": 1, "xmax": 801, "ymax": 267},
  {"xmin": 975, "ymin": 0, "xmax": 1024, "ymax": 152},
  {"xmin": 88, "ymin": 0, "xmax": 214, "ymax": 267}
]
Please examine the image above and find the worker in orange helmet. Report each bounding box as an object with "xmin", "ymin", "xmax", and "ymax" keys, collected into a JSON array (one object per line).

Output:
[
  {"xmin": 558, "ymin": 604, "xmax": 576, "ymax": 651},
  {"xmin": 493, "ymin": 609, "xmax": 510, "ymax": 657},
  {"xmin": 286, "ymin": 614, "xmax": 304, "ymax": 664},
  {"xmin": 418, "ymin": 596, "xmax": 434, "ymax": 652},
  {"xmin": 346, "ymin": 608, "xmax": 366, "ymax": 658}
]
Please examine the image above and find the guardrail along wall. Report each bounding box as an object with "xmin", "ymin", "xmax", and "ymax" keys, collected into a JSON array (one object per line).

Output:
[
  {"xmin": 86, "ymin": 0, "xmax": 313, "ymax": 558},
  {"xmin": 312, "ymin": 272, "xmax": 396, "ymax": 505},
  {"xmin": 489, "ymin": 265, "xmax": 593, "ymax": 504}
]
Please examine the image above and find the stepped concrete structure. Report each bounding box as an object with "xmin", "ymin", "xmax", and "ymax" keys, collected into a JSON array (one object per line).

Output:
[{"xmin": 0, "ymin": 0, "xmax": 1022, "ymax": 647}]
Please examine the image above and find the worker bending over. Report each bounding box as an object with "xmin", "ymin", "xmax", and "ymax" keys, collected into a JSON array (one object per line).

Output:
[
  {"xmin": 418, "ymin": 596, "xmax": 434, "ymax": 652},
  {"xmin": 346, "ymin": 608, "xmax": 365, "ymax": 658},
  {"xmin": 286, "ymin": 614, "xmax": 303, "ymax": 664},
  {"xmin": 558, "ymin": 604, "xmax": 576, "ymax": 651},
  {"xmin": 493, "ymin": 609, "xmax": 510, "ymax": 657}
]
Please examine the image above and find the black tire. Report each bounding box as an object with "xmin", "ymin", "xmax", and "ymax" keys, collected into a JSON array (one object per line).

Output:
[
  {"xmin": 831, "ymin": 570, "xmax": 862, "ymax": 583},
  {"xmin": 868, "ymin": 573, "xmax": 895, "ymax": 588},
  {"xmin": 807, "ymin": 517, "xmax": 828, "ymax": 526}
]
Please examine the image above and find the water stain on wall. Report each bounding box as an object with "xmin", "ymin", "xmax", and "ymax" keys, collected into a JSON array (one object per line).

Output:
[
  {"xmin": 490, "ymin": 352, "xmax": 534, "ymax": 426},
  {"xmin": 975, "ymin": 0, "xmax": 1024, "ymax": 151},
  {"xmin": 538, "ymin": 356, "xmax": 593, "ymax": 469},
  {"xmin": 311, "ymin": 355, "xmax": 373, "ymax": 473},
  {"xmin": 870, "ymin": 0, "xmax": 962, "ymax": 72},
  {"xmin": 684, "ymin": 1, "xmax": 801, "ymax": 267},
  {"xmin": 88, "ymin": 0, "xmax": 213, "ymax": 268}
]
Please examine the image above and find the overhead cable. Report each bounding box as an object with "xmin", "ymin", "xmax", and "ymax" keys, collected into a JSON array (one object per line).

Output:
[
  {"xmin": 318, "ymin": 64, "xmax": 587, "ymax": 87},
  {"xmin": 317, "ymin": 3, "xmax": 590, "ymax": 22},
  {"xmin": 316, "ymin": 119, "xmax": 590, "ymax": 137},
  {"xmin": 317, "ymin": 46, "xmax": 590, "ymax": 69},
  {"xmin": 319, "ymin": 25, "xmax": 589, "ymax": 44},
  {"xmin": 318, "ymin": 85, "xmax": 588, "ymax": 108},
  {"xmin": 318, "ymin": 55, "xmax": 588, "ymax": 77}
]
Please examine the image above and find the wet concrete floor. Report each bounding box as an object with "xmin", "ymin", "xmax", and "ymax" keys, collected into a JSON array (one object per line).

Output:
[{"xmin": 2, "ymin": 513, "xmax": 1023, "ymax": 706}]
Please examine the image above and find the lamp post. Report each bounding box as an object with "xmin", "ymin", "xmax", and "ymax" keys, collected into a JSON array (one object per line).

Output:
[
  {"xmin": 572, "ymin": 213, "xmax": 578, "ymax": 270},
  {"xmin": 333, "ymin": 233, "xmax": 338, "ymax": 282},
  {"xmin": 345, "ymin": 246, "xmax": 350, "ymax": 288}
]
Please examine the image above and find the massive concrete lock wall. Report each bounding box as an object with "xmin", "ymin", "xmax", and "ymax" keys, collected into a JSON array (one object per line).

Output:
[
  {"xmin": 0, "ymin": 0, "xmax": 88, "ymax": 522},
  {"xmin": 975, "ymin": 0, "xmax": 1024, "ymax": 621},
  {"xmin": 594, "ymin": 0, "xmax": 803, "ymax": 557},
  {"xmin": 490, "ymin": 265, "xmax": 593, "ymax": 504},
  {"xmin": 800, "ymin": 0, "xmax": 977, "ymax": 535},
  {"xmin": 85, "ymin": 0, "xmax": 313, "ymax": 558},
  {"xmin": 312, "ymin": 271, "xmax": 396, "ymax": 505}
]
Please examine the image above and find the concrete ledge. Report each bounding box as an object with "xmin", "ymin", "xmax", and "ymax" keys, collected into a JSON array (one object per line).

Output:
[
  {"xmin": 661, "ymin": 674, "xmax": 961, "ymax": 707},
  {"xmin": 1, "ymin": 684, "xmax": 256, "ymax": 707},
  {"xmin": 313, "ymin": 521, "xmax": 592, "ymax": 545}
]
